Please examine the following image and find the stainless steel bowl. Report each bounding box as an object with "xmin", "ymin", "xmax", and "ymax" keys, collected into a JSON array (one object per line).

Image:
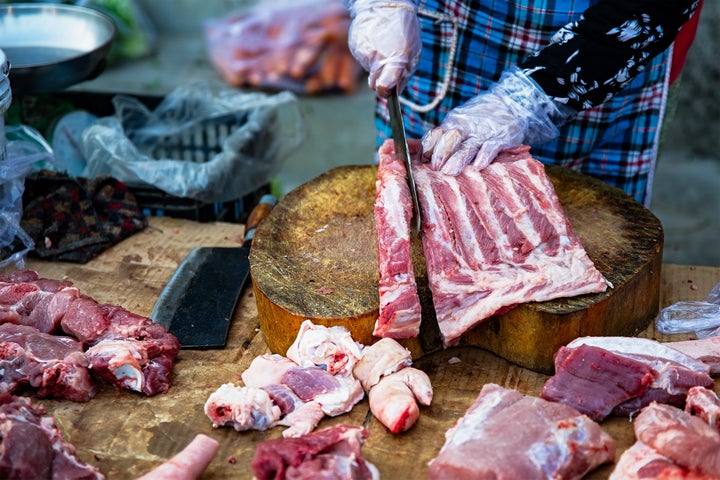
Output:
[{"xmin": 0, "ymin": 3, "xmax": 116, "ymax": 94}]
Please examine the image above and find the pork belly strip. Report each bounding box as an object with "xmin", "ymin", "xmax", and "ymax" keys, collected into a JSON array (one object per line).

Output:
[
  {"xmin": 373, "ymin": 140, "xmax": 422, "ymax": 339},
  {"xmin": 428, "ymin": 383, "xmax": 615, "ymax": 479},
  {"xmin": 413, "ymin": 144, "xmax": 608, "ymax": 346}
]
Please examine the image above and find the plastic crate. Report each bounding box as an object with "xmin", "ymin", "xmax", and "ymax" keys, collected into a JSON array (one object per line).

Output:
[{"xmin": 13, "ymin": 91, "xmax": 271, "ymax": 223}]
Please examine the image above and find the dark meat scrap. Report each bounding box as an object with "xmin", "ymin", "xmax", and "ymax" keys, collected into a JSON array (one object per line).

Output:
[
  {"xmin": 0, "ymin": 393, "xmax": 104, "ymax": 479},
  {"xmin": 0, "ymin": 323, "xmax": 97, "ymax": 402},
  {"xmin": 428, "ymin": 383, "xmax": 615, "ymax": 480},
  {"xmin": 251, "ymin": 424, "xmax": 378, "ymax": 480},
  {"xmin": 412, "ymin": 143, "xmax": 608, "ymax": 346},
  {"xmin": 373, "ymin": 140, "xmax": 423, "ymax": 339}
]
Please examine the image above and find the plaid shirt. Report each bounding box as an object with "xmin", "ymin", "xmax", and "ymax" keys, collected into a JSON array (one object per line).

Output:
[{"xmin": 376, "ymin": 0, "xmax": 699, "ymax": 205}]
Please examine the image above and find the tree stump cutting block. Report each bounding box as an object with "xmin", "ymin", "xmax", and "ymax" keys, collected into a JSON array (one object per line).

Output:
[{"xmin": 249, "ymin": 164, "xmax": 664, "ymax": 373}]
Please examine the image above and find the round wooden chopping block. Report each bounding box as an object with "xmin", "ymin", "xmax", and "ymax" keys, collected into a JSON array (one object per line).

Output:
[{"xmin": 249, "ymin": 164, "xmax": 664, "ymax": 373}]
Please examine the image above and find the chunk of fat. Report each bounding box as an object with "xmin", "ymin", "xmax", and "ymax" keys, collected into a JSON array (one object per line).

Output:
[
  {"xmin": 286, "ymin": 320, "xmax": 364, "ymax": 376},
  {"xmin": 203, "ymin": 383, "xmax": 281, "ymax": 432},
  {"xmin": 353, "ymin": 337, "xmax": 412, "ymax": 392},
  {"xmin": 241, "ymin": 353, "xmax": 298, "ymax": 388}
]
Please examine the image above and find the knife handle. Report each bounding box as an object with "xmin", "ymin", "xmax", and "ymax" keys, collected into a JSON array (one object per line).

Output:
[{"xmin": 243, "ymin": 194, "xmax": 278, "ymax": 247}]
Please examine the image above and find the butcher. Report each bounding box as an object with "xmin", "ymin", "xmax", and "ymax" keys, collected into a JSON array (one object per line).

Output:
[{"xmin": 344, "ymin": 0, "xmax": 703, "ymax": 206}]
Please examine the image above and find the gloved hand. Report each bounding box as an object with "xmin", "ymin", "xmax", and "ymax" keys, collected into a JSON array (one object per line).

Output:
[
  {"xmin": 345, "ymin": 0, "xmax": 421, "ymax": 97},
  {"xmin": 421, "ymin": 67, "xmax": 575, "ymax": 175}
]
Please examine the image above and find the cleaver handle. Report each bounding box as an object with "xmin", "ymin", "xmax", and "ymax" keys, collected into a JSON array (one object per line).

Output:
[{"xmin": 243, "ymin": 194, "xmax": 278, "ymax": 247}]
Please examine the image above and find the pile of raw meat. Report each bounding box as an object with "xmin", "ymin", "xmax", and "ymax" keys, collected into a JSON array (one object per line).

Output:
[
  {"xmin": 0, "ymin": 269, "xmax": 181, "ymax": 401},
  {"xmin": 0, "ymin": 393, "xmax": 104, "ymax": 479},
  {"xmin": 373, "ymin": 139, "xmax": 609, "ymax": 345},
  {"xmin": 204, "ymin": 320, "xmax": 433, "ymax": 437}
]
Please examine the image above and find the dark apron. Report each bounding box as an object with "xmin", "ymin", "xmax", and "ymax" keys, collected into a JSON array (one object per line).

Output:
[{"xmin": 374, "ymin": 0, "xmax": 671, "ymax": 205}]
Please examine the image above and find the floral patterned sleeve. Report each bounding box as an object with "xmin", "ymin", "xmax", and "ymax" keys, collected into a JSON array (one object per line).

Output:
[{"xmin": 519, "ymin": 0, "xmax": 700, "ymax": 111}]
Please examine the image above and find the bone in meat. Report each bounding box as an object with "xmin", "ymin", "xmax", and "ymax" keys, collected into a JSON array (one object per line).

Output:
[
  {"xmin": 373, "ymin": 140, "xmax": 423, "ymax": 339},
  {"xmin": 204, "ymin": 383, "xmax": 282, "ymax": 432},
  {"xmin": 411, "ymin": 142, "xmax": 608, "ymax": 346}
]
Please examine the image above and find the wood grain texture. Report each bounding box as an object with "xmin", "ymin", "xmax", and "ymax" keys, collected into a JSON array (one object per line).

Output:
[
  {"xmin": 11, "ymin": 218, "xmax": 717, "ymax": 479},
  {"xmin": 250, "ymin": 164, "xmax": 664, "ymax": 373}
]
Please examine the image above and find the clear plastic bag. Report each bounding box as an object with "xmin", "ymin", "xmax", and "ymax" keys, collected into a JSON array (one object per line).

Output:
[
  {"xmin": 655, "ymin": 281, "xmax": 720, "ymax": 338},
  {"xmin": 1, "ymin": 126, "xmax": 55, "ymax": 268},
  {"xmin": 79, "ymin": 83, "xmax": 303, "ymax": 204}
]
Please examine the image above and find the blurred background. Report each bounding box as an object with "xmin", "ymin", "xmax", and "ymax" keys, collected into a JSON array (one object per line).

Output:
[{"xmin": 3, "ymin": 0, "xmax": 719, "ymax": 266}]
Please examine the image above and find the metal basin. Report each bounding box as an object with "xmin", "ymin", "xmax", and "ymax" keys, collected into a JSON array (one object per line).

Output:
[{"xmin": 0, "ymin": 3, "xmax": 116, "ymax": 94}]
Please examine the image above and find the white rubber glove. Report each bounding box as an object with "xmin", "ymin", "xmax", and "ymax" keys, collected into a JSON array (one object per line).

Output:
[
  {"xmin": 421, "ymin": 67, "xmax": 575, "ymax": 175},
  {"xmin": 345, "ymin": 0, "xmax": 421, "ymax": 97}
]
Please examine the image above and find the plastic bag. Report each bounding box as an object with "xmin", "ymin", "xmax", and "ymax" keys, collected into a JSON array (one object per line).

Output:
[
  {"xmin": 79, "ymin": 82, "xmax": 303, "ymax": 204},
  {"xmin": 1, "ymin": 126, "xmax": 54, "ymax": 268},
  {"xmin": 204, "ymin": 0, "xmax": 361, "ymax": 94},
  {"xmin": 655, "ymin": 281, "xmax": 720, "ymax": 338}
]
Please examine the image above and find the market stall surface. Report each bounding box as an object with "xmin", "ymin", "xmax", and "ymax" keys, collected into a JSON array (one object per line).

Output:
[{"xmin": 22, "ymin": 216, "xmax": 720, "ymax": 479}]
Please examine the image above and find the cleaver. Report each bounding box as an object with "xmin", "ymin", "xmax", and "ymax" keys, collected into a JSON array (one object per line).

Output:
[{"xmin": 150, "ymin": 194, "xmax": 277, "ymax": 348}]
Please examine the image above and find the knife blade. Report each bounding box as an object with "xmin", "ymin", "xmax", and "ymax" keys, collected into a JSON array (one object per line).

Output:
[
  {"xmin": 150, "ymin": 194, "xmax": 277, "ymax": 348},
  {"xmin": 387, "ymin": 87, "xmax": 422, "ymax": 232}
]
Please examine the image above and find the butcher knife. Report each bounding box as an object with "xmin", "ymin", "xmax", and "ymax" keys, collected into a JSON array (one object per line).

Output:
[
  {"xmin": 150, "ymin": 194, "xmax": 277, "ymax": 348},
  {"xmin": 388, "ymin": 86, "xmax": 422, "ymax": 231}
]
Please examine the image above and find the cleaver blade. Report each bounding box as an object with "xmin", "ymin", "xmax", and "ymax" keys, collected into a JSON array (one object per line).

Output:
[{"xmin": 150, "ymin": 195, "xmax": 277, "ymax": 348}]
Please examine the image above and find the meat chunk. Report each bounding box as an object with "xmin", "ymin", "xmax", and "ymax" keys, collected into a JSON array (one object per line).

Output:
[
  {"xmin": 206, "ymin": 322, "xmax": 364, "ymax": 438},
  {"xmin": 542, "ymin": 336, "xmax": 714, "ymax": 421},
  {"xmin": 352, "ymin": 337, "xmax": 431, "ymax": 433},
  {"xmin": 368, "ymin": 367, "xmax": 432, "ymax": 434},
  {"xmin": 373, "ymin": 140, "xmax": 423, "ymax": 339},
  {"xmin": 137, "ymin": 434, "xmax": 219, "ymax": 480},
  {"xmin": 251, "ymin": 424, "xmax": 379, "ymax": 480},
  {"xmin": 410, "ymin": 142, "xmax": 608, "ymax": 346},
  {"xmin": 0, "ymin": 394, "xmax": 104, "ymax": 479},
  {"xmin": 428, "ymin": 383, "xmax": 615, "ymax": 479},
  {"xmin": 609, "ymin": 441, "xmax": 702, "ymax": 480},
  {"xmin": 634, "ymin": 402, "xmax": 720, "ymax": 476},
  {"xmin": 0, "ymin": 323, "xmax": 97, "ymax": 402},
  {"xmin": 685, "ymin": 385, "xmax": 720, "ymax": 431}
]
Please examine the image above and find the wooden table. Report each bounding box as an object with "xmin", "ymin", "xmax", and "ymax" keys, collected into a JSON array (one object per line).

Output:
[{"xmin": 21, "ymin": 216, "xmax": 720, "ymax": 479}]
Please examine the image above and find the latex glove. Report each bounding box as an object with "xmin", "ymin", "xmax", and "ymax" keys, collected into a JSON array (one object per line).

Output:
[
  {"xmin": 345, "ymin": 0, "xmax": 421, "ymax": 97},
  {"xmin": 421, "ymin": 67, "xmax": 575, "ymax": 175}
]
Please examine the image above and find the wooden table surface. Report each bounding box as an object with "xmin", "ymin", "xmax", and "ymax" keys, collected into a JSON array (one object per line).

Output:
[{"xmin": 20, "ymin": 216, "xmax": 720, "ymax": 479}]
